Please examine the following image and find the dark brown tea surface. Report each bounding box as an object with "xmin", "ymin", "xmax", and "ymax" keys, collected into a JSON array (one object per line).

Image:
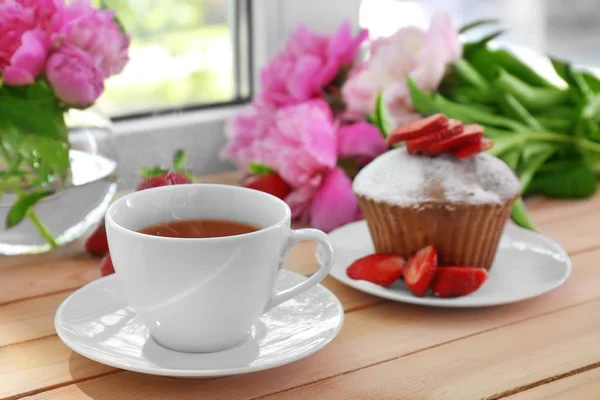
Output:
[{"xmin": 138, "ymin": 219, "xmax": 260, "ymax": 238}]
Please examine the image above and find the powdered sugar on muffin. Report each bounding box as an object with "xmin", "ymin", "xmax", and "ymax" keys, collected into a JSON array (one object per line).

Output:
[{"xmin": 353, "ymin": 147, "xmax": 520, "ymax": 206}]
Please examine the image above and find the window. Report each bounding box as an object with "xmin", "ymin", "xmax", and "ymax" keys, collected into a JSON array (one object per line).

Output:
[{"xmin": 96, "ymin": 0, "xmax": 253, "ymax": 119}]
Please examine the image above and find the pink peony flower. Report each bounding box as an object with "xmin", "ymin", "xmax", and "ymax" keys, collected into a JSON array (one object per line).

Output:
[
  {"xmin": 267, "ymin": 99, "xmax": 337, "ymax": 188},
  {"xmin": 46, "ymin": 43, "xmax": 104, "ymax": 106},
  {"xmin": 53, "ymin": 0, "xmax": 130, "ymax": 77},
  {"xmin": 337, "ymin": 121, "xmax": 386, "ymax": 161},
  {"xmin": 221, "ymin": 104, "xmax": 277, "ymax": 170},
  {"xmin": 223, "ymin": 100, "xmax": 337, "ymax": 186},
  {"xmin": 342, "ymin": 13, "xmax": 462, "ymax": 124},
  {"xmin": 3, "ymin": 29, "xmax": 49, "ymax": 85},
  {"xmin": 0, "ymin": 1, "xmax": 36, "ymax": 71},
  {"xmin": 259, "ymin": 21, "xmax": 368, "ymax": 107},
  {"xmin": 310, "ymin": 167, "xmax": 360, "ymax": 232}
]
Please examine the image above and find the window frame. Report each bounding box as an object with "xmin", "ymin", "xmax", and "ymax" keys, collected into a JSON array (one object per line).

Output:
[{"xmin": 111, "ymin": 0, "xmax": 255, "ymax": 122}]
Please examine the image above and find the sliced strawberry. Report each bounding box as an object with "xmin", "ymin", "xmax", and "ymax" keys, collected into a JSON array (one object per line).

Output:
[
  {"xmin": 243, "ymin": 173, "xmax": 291, "ymax": 200},
  {"xmin": 426, "ymin": 124, "xmax": 484, "ymax": 154},
  {"xmin": 85, "ymin": 221, "xmax": 109, "ymax": 257},
  {"xmin": 455, "ymin": 138, "xmax": 494, "ymax": 159},
  {"xmin": 481, "ymin": 138, "xmax": 494, "ymax": 151},
  {"xmin": 406, "ymin": 120, "xmax": 464, "ymax": 154},
  {"xmin": 386, "ymin": 114, "xmax": 449, "ymax": 145},
  {"xmin": 432, "ymin": 267, "xmax": 488, "ymax": 297},
  {"xmin": 347, "ymin": 254, "xmax": 405, "ymax": 286},
  {"xmin": 403, "ymin": 245, "xmax": 438, "ymax": 297},
  {"xmin": 100, "ymin": 254, "xmax": 115, "ymax": 277}
]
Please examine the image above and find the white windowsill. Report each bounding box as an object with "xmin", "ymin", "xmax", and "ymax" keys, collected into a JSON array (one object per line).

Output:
[{"xmin": 113, "ymin": 104, "xmax": 246, "ymax": 136}]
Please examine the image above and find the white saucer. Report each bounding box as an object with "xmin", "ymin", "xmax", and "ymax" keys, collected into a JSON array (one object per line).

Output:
[
  {"xmin": 327, "ymin": 220, "xmax": 571, "ymax": 307},
  {"xmin": 55, "ymin": 271, "xmax": 344, "ymax": 378}
]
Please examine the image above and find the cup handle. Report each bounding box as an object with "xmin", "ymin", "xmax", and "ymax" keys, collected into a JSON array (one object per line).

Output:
[{"xmin": 264, "ymin": 228, "xmax": 335, "ymax": 311}]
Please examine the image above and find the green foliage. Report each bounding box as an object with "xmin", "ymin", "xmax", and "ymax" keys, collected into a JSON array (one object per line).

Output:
[
  {"xmin": 0, "ymin": 80, "xmax": 70, "ymax": 239},
  {"xmin": 413, "ymin": 30, "xmax": 600, "ymax": 229},
  {"xmin": 5, "ymin": 191, "xmax": 54, "ymax": 229},
  {"xmin": 532, "ymin": 161, "xmax": 597, "ymax": 198},
  {"xmin": 248, "ymin": 163, "xmax": 274, "ymax": 176},
  {"xmin": 372, "ymin": 93, "xmax": 395, "ymax": 137}
]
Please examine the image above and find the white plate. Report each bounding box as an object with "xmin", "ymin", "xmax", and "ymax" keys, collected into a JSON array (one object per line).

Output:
[
  {"xmin": 55, "ymin": 271, "xmax": 344, "ymax": 378},
  {"xmin": 327, "ymin": 220, "xmax": 571, "ymax": 307}
]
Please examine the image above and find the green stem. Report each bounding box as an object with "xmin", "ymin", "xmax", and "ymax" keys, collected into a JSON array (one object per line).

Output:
[
  {"xmin": 27, "ymin": 209, "xmax": 57, "ymax": 249},
  {"xmin": 490, "ymin": 130, "xmax": 600, "ymax": 156}
]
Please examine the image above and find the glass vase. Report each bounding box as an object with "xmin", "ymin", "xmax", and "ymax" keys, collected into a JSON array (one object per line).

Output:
[{"xmin": 0, "ymin": 108, "xmax": 118, "ymax": 255}]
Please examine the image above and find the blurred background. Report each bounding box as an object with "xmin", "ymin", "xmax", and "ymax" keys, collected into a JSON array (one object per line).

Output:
[
  {"xmin": 98, "ymin": 0, "xmax": 600, "ymax": 119},
  {"xmin": 98, "ymin": 0, "xmax": 600, "ymax": 184}
]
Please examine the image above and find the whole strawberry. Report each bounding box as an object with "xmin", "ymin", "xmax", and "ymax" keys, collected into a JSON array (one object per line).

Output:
[
  {"xmin": 100, "ymin": 254, "xmax": 115, "ymax": 277},
  {"xmin": 242, "ymin": 163, "xmax": 291, "ymax": 200},
  {"xmin": 136, "ymin": 150, "xmax": 194, "ymax": 191},
  {"xmin": 137, "ymin": 170, "xmax": 191, "ymax": 191},
  {"xmin": 84, "ymin": 219, "xmax": 109, "ymax": 257}
]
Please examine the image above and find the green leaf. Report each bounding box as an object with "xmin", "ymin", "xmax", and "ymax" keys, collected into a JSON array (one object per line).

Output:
[
  {"xmin": 487, "ymin": 133, "xmax": 523, "ymax": 157},
  {"xmin": 373, "ymin": 92, "xmax": 395, "ymax": 137},
  {"xmin": 407, "ymin": 78, "xmax": 439, "ymax": 116},
  {"xmin": 408, "ymin": 77, "xmax": 528, "ymax": 131},
  {"xmin": 582, "ymin": 95, "xmax": 600, "ymax": 120},
  {"xmin": 497, "ymin": 93, "xmax": 545, "ymax": 131},
  {"xmin": 458, "ymin": 18, "xmax": 499, "ymax": 34},
  {"xmin": 582, "ymin": 71, "xmax": 600, "ymax": 93},
  {"xmin": 448, "ymin": 87, "xmax": 495, "ymax": 105},
  {"xmin": 534, "ymin": 106, "xmax": 575, "ymax": 119},
  {"xmin": 435, "ymin": 94, "xmax": 528, "ymax": 131},
  {"xmin": 452, "ymin": 59, "xmax": 490, "ymax": 90},
  {"xmin": 551, "ymin": 58, "xmax": 593, "ymax": 99},
  {"xmin": 511, "ymin": 197, "xmax": 538, "ymax": 231},
  {"xmin": 494, "ymin": 69, "xmax": 568, "ymax": 111},
  {"xmin": 583, "ymin": 119, "xmax": 600, "ymax": 142},
  {"xmin": 517, "ymin": 145, "xmax": 556, "ymax": 191},
  {"xmin": 139, "ymin": 166, "xmax": 166, "ymax": 178},
  {"xmin": 500, "ymin": 148, "xmax": 521, "ymax": 170},
  {"xmin": 6, "ymin": 191, "xmax": 54, "ymax": 229},
  {"xmin": 535, "ymin": 115, "xmax": 572, "ymax": 131},
  {"xmin": 535, "ymin": 161, "xmax": 597, "ymax": 198},
  {"xmin": 248, "ymin": 162, "xmax": 274, "ymax": 176},
  {"xmin": 468, "ymin": 48, "xmax": 556, "ymax": 88},
  {"xmin": 0, "ymin": 96, "xmax": 66, "ymax": 139},
  {"xmin": 463, "ymin": 30, "xmax": 505, "ymax": 58},
  {"xmin": 172, "ymin": 149, "xmax": 187, "ymax": 170}
]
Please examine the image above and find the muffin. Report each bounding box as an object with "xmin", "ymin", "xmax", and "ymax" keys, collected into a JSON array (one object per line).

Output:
[{"xmin": 353, "ymin": 147, "xmax": 520, "ymax": 270}]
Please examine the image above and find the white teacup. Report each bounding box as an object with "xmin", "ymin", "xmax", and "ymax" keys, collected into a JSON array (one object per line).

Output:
[{"xmin": 105, "ymin": 184, "xmax": 334, "ymax": 353}]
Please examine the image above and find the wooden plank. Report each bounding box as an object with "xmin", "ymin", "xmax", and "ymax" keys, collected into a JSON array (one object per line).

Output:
[
  {"xmin": 0, "ymin": 291, "xmax": 70, "ymax": 348},
  {"xmin": 539, "ymin": 216, "xmax": 600, "ymax": 255},
  {"xmin": 505, "ymin": 367, "xmax": 600, "ymax": 400},
  {"xmin": 525, "ymin": 192, "xmax": 600, "ymax": 224},
  {"xmin": 0, "ymin": 336, "xmax": 114, "ymax": 399},
  {"xmin": 20, "ymin": 247, "xmax": 600, "ymax": 400},
  {"xmin": 264, "ymin": 299, "xmax": 600, "ymax": 400},
  {"xmin": 0, "ymin": 257, "xmax": 99, "ymax": 305}
]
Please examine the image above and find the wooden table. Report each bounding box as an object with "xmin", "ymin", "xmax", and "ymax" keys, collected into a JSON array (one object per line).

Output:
[{"xmin": 2, "ymin": 172, "xmax": 600, "ymax": 399}]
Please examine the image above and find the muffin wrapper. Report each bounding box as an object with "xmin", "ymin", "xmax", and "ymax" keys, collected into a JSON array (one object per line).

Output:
[{"xmin": 357, "ymin": 196, "xmax": 516, "ymax": 270}]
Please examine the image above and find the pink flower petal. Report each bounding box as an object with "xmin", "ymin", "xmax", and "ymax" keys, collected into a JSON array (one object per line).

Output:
[
  {"xmin": 310, "ymin": 167, "xmax": 359, "ymax": 232},
  {"xmin": 3, "ymin": 66, "xmax": 34, "ymax": 85},
  {"xmin": 337, "ymin": 122, "xmax": 386, "ymax": 160},
  {"xmin": 288, "ymin": 55, "xmax": 322, "ymax": 100}
]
